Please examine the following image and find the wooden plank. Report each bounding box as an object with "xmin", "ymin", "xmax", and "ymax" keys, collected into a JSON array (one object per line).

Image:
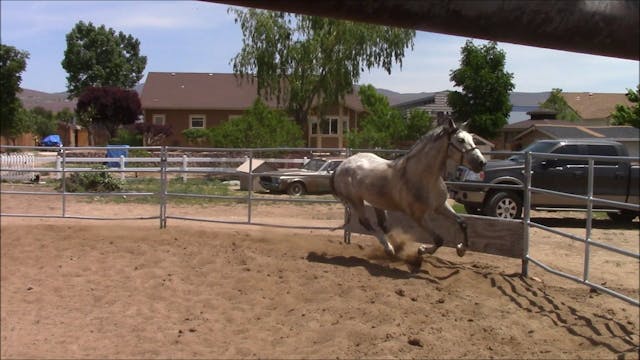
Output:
[{"xmin": 346, "ymin": 206, "xmax": 524, "ymax": 259}]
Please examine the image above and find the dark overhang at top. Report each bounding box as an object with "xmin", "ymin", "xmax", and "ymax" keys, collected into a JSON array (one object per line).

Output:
[{"xmin": 205, "ymin": 0, "xmax": 639, "ymax": 61}]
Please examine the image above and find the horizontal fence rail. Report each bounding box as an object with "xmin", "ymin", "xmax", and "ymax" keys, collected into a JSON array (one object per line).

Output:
[{"xmin": 1, "ymin": 145, "xmax": 638, "ymax": 306}]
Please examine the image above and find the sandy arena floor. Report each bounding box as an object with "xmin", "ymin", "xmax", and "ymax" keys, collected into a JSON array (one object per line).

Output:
[{"xmin": 1, "ymin": 184, "xmax": 639, "ymax": 359}]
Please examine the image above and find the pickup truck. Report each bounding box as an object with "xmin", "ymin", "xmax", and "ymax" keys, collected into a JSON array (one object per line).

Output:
[{"xmin": 450, "ymin": 139, "xmax": 640, "ymax": 223}]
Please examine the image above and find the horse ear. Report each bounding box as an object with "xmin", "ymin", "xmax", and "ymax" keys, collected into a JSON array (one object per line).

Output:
[
  {"xmin": 447, "ymin": 117, "xmax": 457, "ymax": 130},
  {"xmin": 460, "ymin": 120, "xmax": 470, "ymax": 130}
]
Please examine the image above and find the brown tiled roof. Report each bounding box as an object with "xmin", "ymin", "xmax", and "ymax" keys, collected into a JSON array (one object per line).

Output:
[
  {"xmin": 141, "ymin": 72, "xmax": 364, "ymax": 112},
  {"xmin": 561, "ymin": 92, "xmax": 633, "ymax": 120}
]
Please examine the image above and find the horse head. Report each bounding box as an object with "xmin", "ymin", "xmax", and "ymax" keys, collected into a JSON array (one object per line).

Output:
[{"xmin": 444, "ymin": 118, "xmax": 486, "ymax": 173}]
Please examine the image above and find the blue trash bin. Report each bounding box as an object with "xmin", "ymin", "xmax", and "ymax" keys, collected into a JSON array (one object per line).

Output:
[{"xmin": 105, "ymin": 145, "xmax": 129, "ymax": 168}]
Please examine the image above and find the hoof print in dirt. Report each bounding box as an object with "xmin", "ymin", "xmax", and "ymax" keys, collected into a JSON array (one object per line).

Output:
[{"xmin": 408, "ymin": 337, "xmax": 423, "ymax": 347}]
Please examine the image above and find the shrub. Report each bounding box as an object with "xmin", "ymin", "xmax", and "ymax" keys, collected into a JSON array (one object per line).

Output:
[
  {"xmin": 209, "ymin": 98, "xmax": 303, "ymax": 148},
  {"xmin": 58, "ymin": 165, "xmax": 123, "ymax": 192}
]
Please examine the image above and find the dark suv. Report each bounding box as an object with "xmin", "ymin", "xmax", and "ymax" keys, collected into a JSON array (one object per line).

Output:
[{"xmin": 450, "ymin": 139, "xmax": 639, "ymax": 222}]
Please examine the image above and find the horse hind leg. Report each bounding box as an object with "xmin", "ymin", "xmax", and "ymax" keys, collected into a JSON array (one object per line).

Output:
[
  {"xmin": 374, "ymin": 208, "xmax": 395, "ymax": 256},
  {"xmin": 353, "ymin": 205, "xmax": 394, "ymax": 257}
]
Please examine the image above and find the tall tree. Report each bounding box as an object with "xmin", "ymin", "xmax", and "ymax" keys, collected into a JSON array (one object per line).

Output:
[
  {"xmin": 76, "ymin": 86, "xmax": 141, "ymax": 141},
  {"xmin": 62, "ymin": 21, "xmax": 147, "ymax": 97},
  {"xmin": 4, "ymin": 107, "xmax": 33, "ymax": 145},
  {"xmin": 346, "ymin": 85, "xmax": 432, "ymax": 148},
  {"xmin": 539, "ymin": 88, "xmax": 580, "ymax": 121},
  {"xmin": 611, "ymin": 85, "xmax": 640, "ymax": 128},
  {"xmin": 30, "ymin": 106, "xmax": 58, "ymax": 138},
  {"xmin": 230, "ymin": 8, "xmax": 415, "ymax": 128},
  {"xmin": 0, "ymin": 44, "xmax": 29, "ymax": 139},
  {"xmin": 448, "ymin": 40, "xmax": 514, "ymax": 139}
]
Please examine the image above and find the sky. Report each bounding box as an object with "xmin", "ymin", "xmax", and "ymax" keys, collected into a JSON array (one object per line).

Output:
[{"xmin": 1, "ymin": 0, "xmax": 638, "ymax": 95}]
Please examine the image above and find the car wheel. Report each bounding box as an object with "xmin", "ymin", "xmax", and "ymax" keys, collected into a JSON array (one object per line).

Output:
[
  {"xmin": 287, "ymin": 182, "xmax": 306, "ymax": 196},
  {"xmin": 463, "ymin": 204, "xmax": 482, "ymax": 215},
  {"xmin": 607, "ymin": 210, "xmax": 638, "ymax": 224},
  {"xmin": 483, "ymin": 191, "xmax": 522, "ymax": 219}
]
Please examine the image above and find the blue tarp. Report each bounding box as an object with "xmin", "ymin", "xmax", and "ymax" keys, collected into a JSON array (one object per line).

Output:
[
  {"xmin": 105, "ymin": 145, "xmax": 129, "ymax": 168},
  {"xmin": 41, "ymin": 134, "xmax": 62, "ymax": 147}
]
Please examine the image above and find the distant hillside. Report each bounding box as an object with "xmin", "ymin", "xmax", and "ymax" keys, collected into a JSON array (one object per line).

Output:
[
  {"xmin": 17, "ymin": 84, "xmax": 145, "ymax": 113},
  {"xmin": 18, "ymin": 89, "xmax": 76, "ymax": 113}
]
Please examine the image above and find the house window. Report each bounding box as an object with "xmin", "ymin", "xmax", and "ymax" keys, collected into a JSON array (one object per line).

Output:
[
  {"xmin": 189, "ymin": 114, "xmax": 206, "ymax": 128},
  {"xmin": 152, "ymin": 114, "xmax": 165, "ymax": 126},
  {"xmin": 320, "ymin": 117, "xmax": 339, "ymax": 135}
]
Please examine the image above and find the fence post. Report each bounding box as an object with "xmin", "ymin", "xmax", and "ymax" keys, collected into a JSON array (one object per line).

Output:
[
  {"xmin": 160, "ymin": 147, "xmax": 168, "ymax": 229},
  {"xmin": 61, "ymin": 150, "xmax": 67, "ymax": 217},
  {"xmin": 119, "ymin": 155, "xmax": 125, "ymax": 181},
  {"xmin": 247, "ymin": 152, "xmax": 253, "ymax": 224},
  {"xmin": 56, "ymin": 156, "xmax": 62, "ymax": 180},
  {"xmin": 583, "ymin": 159, "xmax": 595, "ymax": 282},
  {"xmin": 181, "ymin": 155, "xmax": 188, "ymax": 183},
  {"xmin": 521, "ymin": 151, "xmax": 532, "ymax": 277}
]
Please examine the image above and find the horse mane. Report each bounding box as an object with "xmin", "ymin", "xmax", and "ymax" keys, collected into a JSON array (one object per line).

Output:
[{"xmin": 392, "ymin": 125, "xmax": 451, "ymax": 166}]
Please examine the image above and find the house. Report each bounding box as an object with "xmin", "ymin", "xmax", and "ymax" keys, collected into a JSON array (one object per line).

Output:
[
  {"xmin": 390, "ymin": 91, "xmax": 453, "ymax": 119},
  {"xmin": 561, "ymin": 92, "xmax": 633, "ymax": 126},
  {"xmin": 140, "ymin": 72, "xmax": 366, "ymax": 148},
  {"xmin": 507, "ymin": 92, "xmax": 551, "ymax": 123},
  {"xmin": 511, "ymin": 124, "xmax": 639, "ymax": 157}
]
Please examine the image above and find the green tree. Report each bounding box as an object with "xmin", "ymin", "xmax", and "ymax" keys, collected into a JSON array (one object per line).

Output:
[
  {"xmin": 404, "ymin": 108, "xmax": 434, "ymax": 142},
  {"xmin": 448, "ymin": 40, "xmax": 514, "ymax": 139},
  {"xmin": 346, "ymin": 85, "xmax": 432, "ymax": 148},
  {"xmin": 611, "ymin": 85, "xmax": 640, "ymax": 128},
  {"xmin": 230, "ymin": 8, "xmax": 415, "ymax": 129},
  {"xmin": 4, "ymin": 107, "xmax": 34, "ymax": 145},
  {"xmin": 30, "ymin": 106, "xmax": 58, "ymax": 138},
  {"xmin": 0, "ymin": 44, "xmax": 29, "ymax": 140},
  {"xmin": 55, "ymin": 108, "xmax": 75, "ymax": 125},
  {"xmin": 208, "ymin": 98, "xmax": 303, "ymax": 148},
  {"xmin": 62, "ymin": 21, "xmax": 147, "ymax": 97},
  {"xmin": 347, "ymin": 85, "xmax": 405, "ymax": 148},
  {"xmin": 539, "ymin": 88, "xmax": 580, "ymax": 121}
]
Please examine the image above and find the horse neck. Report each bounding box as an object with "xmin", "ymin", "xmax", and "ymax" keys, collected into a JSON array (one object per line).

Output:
[{"xmin": 396, "ymin": 134, "xmax": 449, "ymax": 183}]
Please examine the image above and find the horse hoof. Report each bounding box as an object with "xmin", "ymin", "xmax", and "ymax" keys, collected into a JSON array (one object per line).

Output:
[
  {"xmin": 384, "ymin": 247, "xmax": 395, "ymax": 257},
  {"xmin": 456, "ymin": 244, "xmax": 466, "ymax": 257}
]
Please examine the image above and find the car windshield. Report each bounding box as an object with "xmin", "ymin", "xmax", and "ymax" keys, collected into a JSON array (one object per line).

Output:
[
  {"xmin": 507, "ymin": 141, "xmax": 557, "ymax": 162},
  {"xmin": 302, "ymin": 159, "xmax": 327, "ymax": 171}
]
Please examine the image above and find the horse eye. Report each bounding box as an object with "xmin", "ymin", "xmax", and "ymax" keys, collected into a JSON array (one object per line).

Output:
[{"xmin": 457, "ymin": 137, "xmax": 465, "ymax": 143}]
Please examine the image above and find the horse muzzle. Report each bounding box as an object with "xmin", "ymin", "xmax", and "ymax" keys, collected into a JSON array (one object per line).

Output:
[{"xmin": 466, "ymin": 150, "xmax": 486, "ymax": 173}]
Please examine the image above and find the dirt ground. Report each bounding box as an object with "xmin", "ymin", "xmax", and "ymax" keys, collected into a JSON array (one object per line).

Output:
[{"xmin": 1, "ymin": 183, "xmax": 639, "ymax": 359}]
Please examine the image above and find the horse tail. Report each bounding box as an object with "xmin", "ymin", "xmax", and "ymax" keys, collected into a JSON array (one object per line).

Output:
[
  {"xmin": 329, "ymin": 170, "xmax": 348, "ymax": 231},
  {"xmin": 329, "ymin": 170, "xmax": 337, "ymax": 197}
]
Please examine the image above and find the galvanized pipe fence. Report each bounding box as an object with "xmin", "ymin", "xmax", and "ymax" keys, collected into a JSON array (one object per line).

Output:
[{"xmin": 1, "ymin": 145, "xmax": 638, "ymax": 306}]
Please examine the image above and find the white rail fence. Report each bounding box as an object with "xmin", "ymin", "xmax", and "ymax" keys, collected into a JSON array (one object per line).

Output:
[{"xmin": 0, "ymin": 153, "xmax": 36, "ymax": 181}]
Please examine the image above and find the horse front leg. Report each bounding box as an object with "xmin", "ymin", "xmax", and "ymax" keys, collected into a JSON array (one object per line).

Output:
[
  {"xmin": 434, "ymin": 202, "xmax": 469, "ymax": 257},
  {"xmin": 415, "ymin": 214, "xmax": 445, "ymax": 256}
]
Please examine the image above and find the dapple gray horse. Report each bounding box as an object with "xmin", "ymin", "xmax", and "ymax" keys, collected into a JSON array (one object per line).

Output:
[{"xmin": 331, "ymin": 118, "xmax": 486, "ymax": 261}]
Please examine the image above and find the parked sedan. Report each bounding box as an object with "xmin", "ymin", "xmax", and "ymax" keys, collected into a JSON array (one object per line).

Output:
[{"xmin": 259, "ymin": 158, "xmax": 343, "ymax": 196}]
